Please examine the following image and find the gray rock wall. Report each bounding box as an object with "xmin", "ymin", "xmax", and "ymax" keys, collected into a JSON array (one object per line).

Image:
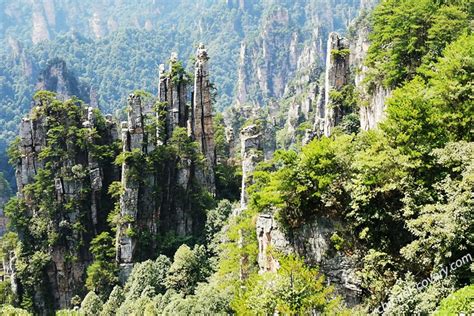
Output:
[
  {"xmin": 116, "ymin": 49, "xmax": 218, "ymax": 273},
  {"xmin": 349, "ymin": 7, "xmax": 391, "ymax": 131},
  {"xmin": 117, "ymin": 94, "xmax": 145, "ymax": 271},
  {"xmin": 256, "ymin": 214, "xmax": 362, "ymax": 307}
]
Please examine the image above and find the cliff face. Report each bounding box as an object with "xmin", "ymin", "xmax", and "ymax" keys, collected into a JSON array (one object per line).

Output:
[
  {"xmin": 323, "ymin": 32, "xmax": 350, "ymax": 136},
  {"xmin": 301, "ymin": 7, "xmax": 388, "ymax": 139},
  {"xmin": 240, "ymin": 124, "xmax": 263, "ymax": 210},
  {"xmin": 250, "ymin": 4, "xmax": 390, "ymax": 308},
  {"xmin": 350, "ymin": 18, "xmax": 391, "ymax": 131},
  {"xmin": 234, "ymin": 0, "xmax": 361, "ymax": 109},
  {"xmin": 256, "ymin": 214, "xmax": 362, "ymax": 306},
  {"xmin": 193, "ymin": 45, "xmax": 216, "ymax": 194},
  {"xmin": 236, "ymin": 7, "xmax": 294, "ymax": 106}
]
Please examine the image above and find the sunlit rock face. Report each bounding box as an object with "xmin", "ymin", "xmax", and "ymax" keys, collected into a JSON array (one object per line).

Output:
[{"xmin": 256, "ymin": 214, "xmax": 363, "ymax": 306}]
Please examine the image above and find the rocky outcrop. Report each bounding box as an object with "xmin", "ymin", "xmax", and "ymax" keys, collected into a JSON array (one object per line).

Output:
[
  {"xmin": 359, "ymin": 85, "xmax": 391, "ymax": 130},
  {"xmin": 116, "ymin": 94, "xmax": 146, "ymax": 273},
  {"xmin": 16, "ymin": 115, "xmax": 46, "ymax": 195},
  {"xmin": 90, "ymin": 11, "xmax": 106, "ymax": 39},
  {"xmin": 31, "ymin": 1, "xmax": 51, "ymax": 44},
  {"xmin": 256, "ymin": 214, "xmax": 362, "ymax": 307},
  {"xmin": 233, "ymin": 0, "xmax": 361, "ymax": 111},
  {"xmin": 240, "ymin": 124, "xmax": 262, "ymax": 210},
  {"xmin": 277, "ymin": 27, "xmax": 326, "ymax": 148},
  {"xmin": 256, "ymin": 214, "xmax": 290, "ymax": 273},
  {"xmin": 10, "ymin": 48, "xmax": 219, "ymax": 308},
  {"xmin": 349, "ymin": 9, "xmax": 391, "ymax": 131},
  {"xmin": 36, "ymin": 59, "xmax": 90, "ymax": 103},
  {"xmin": 323, "ymin": 33, "xmax": 350, "ymax": 136},
  {"xmin": 235, "ymin": 7, "xmax": 294, "ymax": 106},
  {"xmin": 157, "ymin": 53, "xmax": 189, "ymax": 143}
]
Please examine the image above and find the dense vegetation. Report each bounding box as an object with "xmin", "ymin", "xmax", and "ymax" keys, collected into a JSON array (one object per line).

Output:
[{"xmin": 0, "ymin": 0, "xmax": 473, "ymax": 315}]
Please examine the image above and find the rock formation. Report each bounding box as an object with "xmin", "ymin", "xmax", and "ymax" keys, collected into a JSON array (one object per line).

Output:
[
  {"xmin": 16, "ymin": 115, "xmax": 46, "ymax": 195},
  {"xmin": 349, "ymin": 13, "xmax": 391, "ymax": 131},
  {"xmin": 7, "ymin": 46, "xmax": 220, "ymax": 308},
  {"xmin": 36, "ymin": 59, "xmax": 90, "ymax": 103},
  {"xmin": 256, "ymin": 214, "xmax": 362, "ymax": 306},
  {"xmin": 157, "ymin": 54, "xmax": 189, "ymax": 143},
  {"xmin": 31, "ymin": 1, "xmax": 51, "ymax": 44},
  {"xmin": 235, "ymin": 7, "xmax": 294, "ymax": 106},
  {"xmin": 323, "ymin": 32, "xmax": 350, "ymax": 136},
  {"xmin": 115, "ymin": 49, "xmax": 217, "ymax": 275},
  {"xmin": 240, "ymin": 124, "xmax": 262, "ymax": 210},
  {"xmin": 12, "ymin": 94, "xmax": 119, "ymax": 311},
  {"xmin": 233, "ymin": 0, "xmax": 361, "ymax": 110},
  {"xmin": 193, "ymin": 44, "xmax": 216, "ymax": 194},
  {"xmin": 116, "ymin": 94, "xmax": 146, "ymax": 276}
]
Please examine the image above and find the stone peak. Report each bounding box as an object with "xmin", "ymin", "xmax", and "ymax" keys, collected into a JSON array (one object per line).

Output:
[
  {"xmin": 170, "ymin": 52, "xmax": 178, "ymax": 63},
  {"xmin": 196, "ymin": 43, "xmax": 209, "ymax": 61},
  {"xmin": 158, "ymin": 64, "xmax": 166, "ymax": 75}
]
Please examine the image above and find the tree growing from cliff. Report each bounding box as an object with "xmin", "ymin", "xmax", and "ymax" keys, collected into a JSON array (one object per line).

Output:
[{"xmin": 86, "ymin": 232, "xmax": 118, "ymax": 299}]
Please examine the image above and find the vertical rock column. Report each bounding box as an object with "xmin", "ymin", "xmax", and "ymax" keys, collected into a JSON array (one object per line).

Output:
[
  {"xmin": 193, "ymin": 44, "xmax": 216, "ymax": 194},
  {"xmin": 157, "ymin": 64, "xmax": 168, "ymax": 145},
  {"xmin": 323, "ymin": 32, "xmax": 350, "ymax": 136},
  {"xmin": 239, "ymin": 124, "xmax": 262, "ymax": 280},
  {"xmin": 117, "ymin": 94, "xmax": 144, "ymax": 276},
  {"xmin": 157, "ymin": 53, "xmax": 189, "ymax": 144},
  {"xmin": 16, "ymin": 115, "xmax": 46, "ymax": 195},
  {"xmin": 240, "ymin": 124, "xmax": 263, "ymax": 210},
  {"xmin": 83, "ymin": 107, "xmax": 102, "ymax": 233},
  {"xmin": 169, "ymin": 53, "xmax": 188, "ymax": 132},
  {"xmin": 11, "ymin": 113, "xmax": 46, "ymax": 298}
]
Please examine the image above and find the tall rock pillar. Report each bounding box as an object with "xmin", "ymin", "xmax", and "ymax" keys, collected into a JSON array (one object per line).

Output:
[
  {"xmin": 193, "ymin": 44, "xmax": 216, "ymax": 194},
  {"xmin": 169, "ymin": 53, "xmax": 188, "ymax": 131},
  {"xmin": 117, "ymin": 94, "xmax": 144, "ymax": 277},
  {"xmin": 323, "ymin": 32, "xmax": 350, "ymax": 136},
  {"xmin": 83, "ymin": 107, "xmax": 103, "ymax": 233},
  {"xmin": 157, "ymin": 54, "xmax": 189, "ymax": 144}
]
